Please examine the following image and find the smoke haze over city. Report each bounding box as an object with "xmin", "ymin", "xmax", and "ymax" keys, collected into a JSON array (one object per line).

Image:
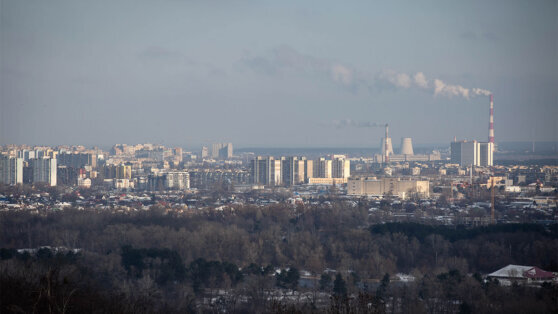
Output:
[{"xmin": 1, "ymin": 0, "xmax": 557, "ymax": 148}]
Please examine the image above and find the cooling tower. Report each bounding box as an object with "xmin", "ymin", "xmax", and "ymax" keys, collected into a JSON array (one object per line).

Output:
[
  {"xmin": 380, "ymin": 138, "xmax": 394, "ymax": 155},
  {"xmin": 400, "ymin": 137, "xmax": 414, "ymax": 155}
]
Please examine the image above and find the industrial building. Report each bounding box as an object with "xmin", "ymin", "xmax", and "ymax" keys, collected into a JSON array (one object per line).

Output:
[
  {"xmin": 347, "ymin": 177, "xmax": 429, "ymax": 198},
  {"xmin": 380, "ymin": 137, "xmax": 394, "ymax": 156},
  {"xmin": 451, "ymin": 140, "xmax": 493, "ymax": 167},
  {"xmin": 400, "ymin": 138, "xmax": 414, "ymax": 155},
  {"xmin": 374, "ymin": 136, "xmax": 441, "ymax": 163}
]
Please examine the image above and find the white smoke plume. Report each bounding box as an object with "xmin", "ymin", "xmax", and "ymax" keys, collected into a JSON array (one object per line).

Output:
[
  {"xmin": 378, "ymin": 69, "xmax": 490, "ymax": 99},
  {"xmin": 472, "ymin": 88, "xmax": 492, "ymax": 96},
  {"xmin": 413, "ymin": 72, "xmax": 428, "ymax": 88},
  {"xmin": 244, "ymin": 46, "xmax": 491, "ymax": 99},
  {"xmin": 378, "ymin": 69, "xmax": 411, "ymax": 88},
  {"xmin": 331, "ymin": 64, "xmax": 353, "ymax": 85},
  {"xmin": 326, "ymin": 119, "xmax": 382, "ymax": 129}
]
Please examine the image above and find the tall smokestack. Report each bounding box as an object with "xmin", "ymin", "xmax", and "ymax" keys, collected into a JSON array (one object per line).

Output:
[
  {"xmin": 385, "ymin": 123, "xmax": 389, "ymax": 163},
  {"xmin": 489, "ymin": 94, "xmax": 494, "ymax": 149}
]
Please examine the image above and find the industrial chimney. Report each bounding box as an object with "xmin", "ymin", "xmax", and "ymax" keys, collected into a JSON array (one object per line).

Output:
[
  {"xmin": 380, "ymin": 124, "xmax": 393, "ymax": 163},
  {"xmin": 489, "ymin": 94, "xmax": 494, "ymax": 149},
  {"xmin": 385, "ymin": 124, "xmax": 389, "ymax": 163}
]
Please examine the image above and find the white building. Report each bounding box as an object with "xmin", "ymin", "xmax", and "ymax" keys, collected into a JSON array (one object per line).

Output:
[
  {"xmin": 314, "ymin": 158, "xmax": 332, "ymax": 179},
  {"xmin": 30, "ymin": 157, "xmax": 57, "ymax": 186},
  {"xmin": 487, "ymin": 264, "xmax": 555, "ymax": 286},
  {"xmin": 348, "ymin": 177, "xmax": 429, "ymax": 198},
  {"xmin": 252, "ymin": 156, "xmax": 282, "ymax": 186},
  {"xmin": 282, "ymin": 157, "xmax": 306, "ymax": 186},
  {"xmin": 0, "ymin": 155, "xmax": 23, "ymax": 185},
  {"xmin": 211, "ymin": 143, "xmax": 233, "ymax": 159},
  {"xmin": 164, "ymin": 171, "xmax": 190, "ymax": 190},
  {"xmin": 332, "ymin": 157, "xmax": 350, "ymax": 179},
  {"xmin": 451, "ymin": 140, "xmax": 493, "ymax": 167},
  {"xmin": 77, "ymin": 177, "xmax": 92, "ymax": 188}
]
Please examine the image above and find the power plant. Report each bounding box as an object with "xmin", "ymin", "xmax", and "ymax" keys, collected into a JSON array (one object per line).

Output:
[
  {"xmin": 380, "ymin": 124, "xmax": 393, "ymax": 163},
  {"xmin": 400, "ymin": 138, "xmax": 414, "ymax": 155},
  {"xmin": 450, "ymin": 94, "xmax": 495, "ymax": 167},
  {"xmin": 374, "ymin": 94, "xmax": 493, "ymax": 165},
  {"xmin": 375, "ymin": 128, "xmax": 439, "ymax": 163}
]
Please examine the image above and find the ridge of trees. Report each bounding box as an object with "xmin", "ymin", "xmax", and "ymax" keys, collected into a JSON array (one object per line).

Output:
[{"xmin": 370, "ymin": 222, "xmax": 558, "ymax": 242}]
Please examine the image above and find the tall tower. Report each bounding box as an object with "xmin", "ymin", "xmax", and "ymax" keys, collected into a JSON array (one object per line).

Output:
[
  {"xmin": 384, "ymin": 123, "xmax": 390, "ymax": 164},
  {"xmin": 489, "ymin": 94, "xmax": 494, "ymax": 149}
]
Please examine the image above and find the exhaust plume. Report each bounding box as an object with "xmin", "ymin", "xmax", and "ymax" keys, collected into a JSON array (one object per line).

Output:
[
  {"xmin": 244, "ymin": 46, "xmax": 491, "ymax": 99},
  {"xmin": 379, "ymin": 69, "xmax": 490, "ymax": 99},
  {"xmin": 327, "ymin": 119, "xmax": 383, "ymax": 129}
]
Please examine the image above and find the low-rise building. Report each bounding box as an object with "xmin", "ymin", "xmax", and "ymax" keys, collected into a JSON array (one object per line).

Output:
[
  {"xmin": 487, "ymin": 264, "xmax": 556, "ymax": 286},
  {"xmin": 347, "ymin": 177, "xmax": 429, "ymax": 198}
]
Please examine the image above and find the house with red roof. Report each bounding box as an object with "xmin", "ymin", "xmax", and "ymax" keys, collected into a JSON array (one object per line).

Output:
[{"xmin": 487, "ymin": 264, "xmax": 556, "ymax": 286}]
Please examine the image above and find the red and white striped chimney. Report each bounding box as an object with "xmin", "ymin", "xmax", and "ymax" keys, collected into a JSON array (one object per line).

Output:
[
  {"xmin": 488, "ymin": 94, "xmax": 496, "ymax": 151},
  {"xmin": 489, "ymin": 94, "xmax": 494, "ymax": 148}
]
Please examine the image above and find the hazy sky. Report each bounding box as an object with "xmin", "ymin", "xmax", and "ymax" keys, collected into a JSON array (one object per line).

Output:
[{"xmin": 1, "ymin": 0, "xmax": 557, "ymax": 148}]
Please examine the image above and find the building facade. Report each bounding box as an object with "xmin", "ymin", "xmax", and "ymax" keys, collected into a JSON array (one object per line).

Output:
[
  {"xmin": 347, "ymin": 177, "xmax": 429, "ymax": 198},
  {"xmin": 30, "ymin": 157, "xmax": 57, "ymax": 186},
  {"xmin": 451, "ymin": 140, "xmax": 493, "ymax": 167},
  {"xmin": 211, "ymin": 143, "xmax": 233, "ymax": 159},
  {"xmin": 0, "ymin": 155, "xmax": 23, "ymax": 185}
]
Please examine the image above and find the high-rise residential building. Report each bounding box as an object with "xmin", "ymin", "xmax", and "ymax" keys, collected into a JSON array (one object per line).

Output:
[
  {"xmin": 101, "ymin": 164, "xmax": 131, "ymax": 179},
  {"xmin": 251, "ymin": 156, "xmax": 265, "ymax": 184},
  {"xmin": 478, "ymin": 142, "xmax": 494, "ymax": 167},
  {"xmin": 251, "ymin": 156, "xmax": 282, "ymax": 186},
  {"xmin": 30, "ymin": 157, "xmax": 57, "ymax": 186},
  {"xmin": 281, "ymin": 157, "xmax": 306, "ymax": 186},
  {"xmin": 58, "ymin": 152, "xmax": 97, "ymax": 169},
  {"xmin": 211, "ymin": 143, "xmax": 233, "ymax": 159},
  {"xmin": 0, "ymin": 155, "xmax": 23, "ymax": 185},
  {"xmin": 201, "ymin": 146, "xmax": 209, "ymax": 159},
  {"xmin": 332, "ymin": 157, "xmax": 351, "ymax": 179},
  {"xmin": 451, "ymin": 140, "xmax": 493, "ymax": 167},
  {"xmin": 149, "ymin": 171, "xmax": 190, "ymax": 190},
  {"xmin": 450, "ymin": 141, "xmax": 462, "ymax": 165},
  {"xmin": 16, "ymin": 150, "xmax": 36, "ymax": 161},
  {"xmin": 251, "ymin": 155, "xmax": 349, "ymax": 186},
  {"xmin": 304, "ymin": 159, "xmax": 314, "ymax": 182},
  {"xmin": 314, "ymin": 158, "xmax": 332, "ymax": 178},
  {"xmin": 173, "ymin": 147, "xmax": 183, "ymax": 162},
  {"xmin": 115, "ymin": 164, "xmax": 132, "ymax": 179},
  {"xmin": 211, "ymin": 144, "xmax": 221, "ymax": 158}
]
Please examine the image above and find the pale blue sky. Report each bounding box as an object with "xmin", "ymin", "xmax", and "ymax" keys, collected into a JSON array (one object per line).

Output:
[{"xmin": 1, "ymin": 0, "xmax": 556, "ymax": 148}]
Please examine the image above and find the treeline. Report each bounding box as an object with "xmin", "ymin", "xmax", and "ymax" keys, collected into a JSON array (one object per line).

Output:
[
  {"xmin": 2, "ymin": 247, "xmax": 556, "ymax": 313},
  {"xmin": 1, "ymin": 206, "xmax": 557, "ymax": 312},
  {"xmin": 1, "ymin": 207, "xmax": 557, "ymax": 275},
  {"xmin": 370, "ymin": 222, "xmax": 558, "ymax": 242}
]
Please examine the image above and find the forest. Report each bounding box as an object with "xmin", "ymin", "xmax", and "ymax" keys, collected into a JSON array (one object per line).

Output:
[{"xmin": 1, "ymin": 205, "xmax": 557, "ymax": 313}]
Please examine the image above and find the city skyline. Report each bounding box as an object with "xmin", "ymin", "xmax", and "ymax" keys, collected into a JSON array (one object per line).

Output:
[{"xmin": 1, "ymin": 0, "xmax": 557, "ymax": 147}]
